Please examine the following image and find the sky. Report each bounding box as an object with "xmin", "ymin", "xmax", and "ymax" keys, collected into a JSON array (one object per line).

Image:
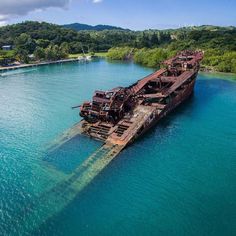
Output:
[{"xmin": 0, "ymin": 0, "xmax": 235, "ymax": 30}]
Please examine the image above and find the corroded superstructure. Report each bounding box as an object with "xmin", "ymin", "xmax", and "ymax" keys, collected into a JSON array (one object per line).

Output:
[{"xmin": 77, "ymin": 50, "xmax": 203, "ymax": 148}]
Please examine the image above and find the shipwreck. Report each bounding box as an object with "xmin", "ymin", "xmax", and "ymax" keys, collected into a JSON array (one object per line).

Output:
[
  {"xmin": 76, "ymin": 50, "xmax": 203, "ymax": 149},
  {"xmin": 45, "ymin": 50, "xmax": 203, "ymax": 207},
  {"xmin": 50, "ymin": 51, "xmax": 203, "ymax": 170}
]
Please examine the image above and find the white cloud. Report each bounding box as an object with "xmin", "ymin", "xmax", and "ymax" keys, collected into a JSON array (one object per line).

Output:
[
  {"xmin": 0, "ymin": 0, "xmax": 70, "ymax": 21},
  {"xmin": 0, "ymin": 21, "xmax": 7, "ymax": 26},
  {"xmin": 92, "ymin": 0, "xmax": 103, "ymax": 3}
]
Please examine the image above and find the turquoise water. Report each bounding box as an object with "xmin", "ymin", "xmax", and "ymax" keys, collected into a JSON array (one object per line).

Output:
[{"xmin": 0, "ymin": 60, "xmax": 236, "ymax": 236}]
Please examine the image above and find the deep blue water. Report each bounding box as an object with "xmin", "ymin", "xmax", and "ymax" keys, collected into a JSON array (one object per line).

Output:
[{"xmin": 0, "ymin": 60, "xmax": 236, "ymax": 236}]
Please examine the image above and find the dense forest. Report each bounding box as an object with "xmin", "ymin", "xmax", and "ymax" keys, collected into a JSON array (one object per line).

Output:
[
  {"xmin": 106, "ymin": 26, "xmax": 236, "ymax": 73},
  {"xmin": 0, "ymin": 21, "xmax": 235, "ymax": 73}
]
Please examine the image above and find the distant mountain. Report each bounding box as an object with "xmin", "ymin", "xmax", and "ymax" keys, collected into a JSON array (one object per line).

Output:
[{"xmin": 62, "ymin": 23, "xmax": 128, "ymax": 31}]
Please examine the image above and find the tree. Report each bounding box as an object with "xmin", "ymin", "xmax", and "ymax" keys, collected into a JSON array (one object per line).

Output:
[
  {"xmin": 150, "ymin": 33, "xmax": 159, "ymax": 46},
  {"xmin": 34, "ymin": 47, "xmax": 45, "ymax": 60},
  {"xmin": 60, "ymin": 42, "xmax": 70, "ymax": 55},
  {"xmin": 44, "ymin": 44, "xmax": 67, "ymax": 61},
  {"xmin": 15, "ymin": 48, "xmax": 29, "ymax": 63},
  {"xmin": 45, "ymin": 45, "xmax": 56, "ymax": 61},
  {"xmin": 36, "ymin": 39, "xmax": 50, "ymax": 48},
  {"xmin": 15, "ymin": 33, "xmax": 36, "ymax": 53}
]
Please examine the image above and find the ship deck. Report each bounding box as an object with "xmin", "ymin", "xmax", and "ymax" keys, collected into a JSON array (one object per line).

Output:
[{"xmin": 107, "ymin": 105, "xmax": 156, "ymax": 145}]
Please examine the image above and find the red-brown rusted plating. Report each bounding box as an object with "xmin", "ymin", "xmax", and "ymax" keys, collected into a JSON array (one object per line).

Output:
[{"xmin": 75, "ymin": 50, "xmax": 203, "ymax": 147}]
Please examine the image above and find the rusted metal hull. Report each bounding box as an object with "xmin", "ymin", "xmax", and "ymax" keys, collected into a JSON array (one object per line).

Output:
[
  {"xmin": 75, "ymin": 51, "xmax": 203, "ymax": 152},
  {"xmin": 132, "ymin": 75, "xmax": 196, "ymax": 143}
]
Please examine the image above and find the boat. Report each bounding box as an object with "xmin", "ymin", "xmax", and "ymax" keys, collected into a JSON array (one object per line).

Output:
[
  {"xmin": 43, "ymin": 51, "xmax": 203, "ymax": 212},
  {"xmin": 77, "ymin": 55, "xmax": 92, "ymax": 61},
  {"xmin": 73, "ymin": 50, "xmax": 203, "ymax": 153}
]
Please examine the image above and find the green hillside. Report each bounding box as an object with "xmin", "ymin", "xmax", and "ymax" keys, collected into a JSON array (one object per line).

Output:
[{"xmin": 0, "ymin": 21, "xmax": 235, "ymax": 73}]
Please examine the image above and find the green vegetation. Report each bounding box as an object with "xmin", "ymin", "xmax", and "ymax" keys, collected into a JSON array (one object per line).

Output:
[
  {"xmin": 68, "ymin": 52, "xmax": 107, "ymax": 59},
  {"xmin": 94, "ymin": 52, "xmax": 108, "ymax": 57},
  {"xmin": 107, "ymin": 47, "xmax": 135, "ymax": 60},
  {"xmin": 107, "ymin": 47, "xmax": 176, "ymax": 67},
  {"xmin": 202, "ymin": 50, "xmax": 236, "ymax": 73},
  {"xmin": 0, "ymin": 21, "xmax": 235, "ymax": 73},
  {"xmin": 0, "ymin": 50, "xmax": 15, "ymax": 65},
  {"xmin": 134, "ymin": 48, "xmax": 176, "ymax": 68},
  {"xmin": 106, "ymin": 27, "xmax": 236, "ymax": 73}
]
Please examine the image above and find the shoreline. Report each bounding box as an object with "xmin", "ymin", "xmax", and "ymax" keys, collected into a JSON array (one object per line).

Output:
[
  {"xmin": 199, "ymin": 71, "xmax": 236, "ymax": 81},
  {"xmin": 1, "ymin": 58, "xmax": 235, "ymax": 80},
  {"xmin": 200, "ymin": 69, "xmax": 236, "ymax": 76},
  {"xmin": 0, "ymin": 58, "xmax": 80, "ymax": 73}
]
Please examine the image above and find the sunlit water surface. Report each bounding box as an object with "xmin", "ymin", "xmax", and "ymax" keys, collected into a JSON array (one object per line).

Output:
[{"xmin": 0, "ymin": 60, "xmax": 236, "ymax": 235}]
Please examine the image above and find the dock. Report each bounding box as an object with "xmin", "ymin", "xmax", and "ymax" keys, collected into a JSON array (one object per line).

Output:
[{"xmin": 0, "ymin": 58, "xmax": 81, "ymax": 73}]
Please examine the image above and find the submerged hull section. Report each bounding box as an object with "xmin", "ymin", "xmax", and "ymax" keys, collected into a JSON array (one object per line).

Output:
[{"xmin": 76, "ymin": 51, "xmax": 203, "ymax": 151}]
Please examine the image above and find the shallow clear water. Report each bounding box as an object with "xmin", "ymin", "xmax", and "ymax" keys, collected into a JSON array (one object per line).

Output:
[{"xmin": 0, "ymin": 60, "xmax": 236, "ymax": 236}]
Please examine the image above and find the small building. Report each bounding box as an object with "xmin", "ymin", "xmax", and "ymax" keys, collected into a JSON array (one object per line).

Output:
[{"xmin": 2, "ymin": 45, "xmax": 12, "ymax": 51}]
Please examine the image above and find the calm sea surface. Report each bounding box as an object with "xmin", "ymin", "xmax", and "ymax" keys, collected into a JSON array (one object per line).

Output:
[{"xmin": 0, "ymin": 60, "xmax": 236, "ymax": 236}]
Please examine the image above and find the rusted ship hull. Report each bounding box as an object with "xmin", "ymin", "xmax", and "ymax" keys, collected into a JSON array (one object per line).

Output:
[
  {"xmin": 133, "ymin": 75, "xmax": 197, "ymax": 143},
  {"xmin": 42, "ymin": 51, "xmax": 203, "ymax": 211},
  {"xmin": 75, "ymin": 51, "xmax": 203, "ymax": 152}
]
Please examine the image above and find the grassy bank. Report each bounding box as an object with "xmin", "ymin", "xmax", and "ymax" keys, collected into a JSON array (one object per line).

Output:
[{"xmin": 68, "ymin": 52, "xmax": 108, "ymax": 59}]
